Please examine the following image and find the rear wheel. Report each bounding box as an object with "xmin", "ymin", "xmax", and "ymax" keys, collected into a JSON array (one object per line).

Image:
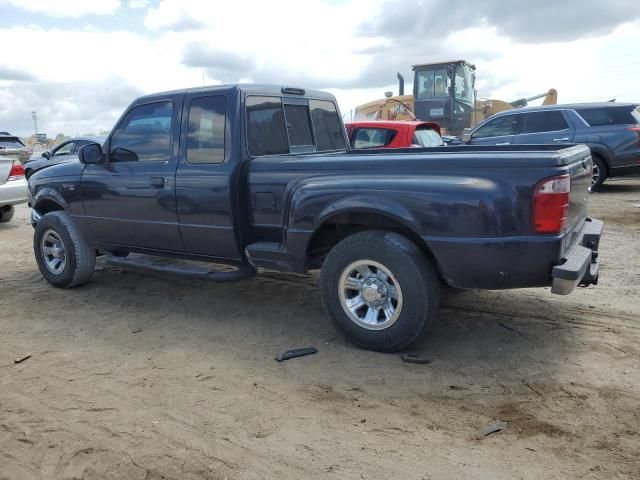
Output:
[
  {"xmin": 34, "ymin": 211, "xmax": 96, "ymax": 288},
  {"xmin": 320, "ymin": 230, "xmax": 439, "ymax": 352},
  {"xmin": 591, "ymin": 154, "xmax": 607, "ymax": 191},
  {"xmin": 0, "ymin": 205, "xmax": 15, "ymax": 223}
]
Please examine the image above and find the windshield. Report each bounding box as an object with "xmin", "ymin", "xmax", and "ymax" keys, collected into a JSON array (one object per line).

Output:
[
  {"xmin": 0, "ymin": 137, "xmax": 25, "ymax": 149},
  {"xmin": 454, "ymin": 64, "xmax": 474, "ymax": 104},
  {"xmin": 415, "ymin": 69, "xmax": 450, "ymax": 99}
]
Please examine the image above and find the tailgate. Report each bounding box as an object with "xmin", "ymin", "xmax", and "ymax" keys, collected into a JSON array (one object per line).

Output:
[{"xmin": 565, "ymin": 150, "xmax": 592, "ymax": 232}]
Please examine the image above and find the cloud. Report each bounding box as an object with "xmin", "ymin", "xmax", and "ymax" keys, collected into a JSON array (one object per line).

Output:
[
  {"xmin": 0, "ymin": 0, "xmax": 638, "ymax": 137},
  {"xmin": 128, "ymin": 0, "xmax": 150, "ymax": 8},
  {"xmin": 361, "ymin": 0, "xmax": 640, "ymax": 44},
  {"xmin": 0, "ymin": 0, "xmax": 121, "ymax": 17},
  {"xmin": 0, "ymin": 66, "xmax": 35, "ymax": 81},
  {"xmin": 0, "ymin": 78, "xmax": 143, "ymax": 136}
]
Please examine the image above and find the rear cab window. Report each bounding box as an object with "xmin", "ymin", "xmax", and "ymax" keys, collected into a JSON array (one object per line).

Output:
[
  {"xmin": 246, "ymin": 95, "xmax": 346, "ymax": 157},
  {"xmin": 575, "ymin": 106, "xmax": 639, "ymax": 126}
]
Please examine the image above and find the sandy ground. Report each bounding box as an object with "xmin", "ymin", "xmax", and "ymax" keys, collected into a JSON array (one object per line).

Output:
[{"xmin": 1, "ymin": 178, "xmax": 639, "ymax": 480}]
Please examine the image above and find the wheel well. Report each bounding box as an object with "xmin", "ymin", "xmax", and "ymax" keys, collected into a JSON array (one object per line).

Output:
[
  {"xmin": 34, "ymin": 199, "xmax": 64, "ymax": 215},
  {"xmin": 590, "ymin": 151, "xmax": 608, "ymax": 176},
  {"xmin": 306, "ymin": 211, "xmax": 439, "ymax": 271}
]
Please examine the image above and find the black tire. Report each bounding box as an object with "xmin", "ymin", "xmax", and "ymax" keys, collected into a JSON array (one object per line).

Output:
[
  {"xmin": 0, "ymin": 205, "xmax": 15, "ymax": 223},
  {"xmin": 33, "ymin": 211, "xmax": 96, "ymax": 288},
  {"xmin": 591, "ymin": 154, "xmax": 607, "ymax": 191},
  {"xmin": 320, "ymin": 230, "xmax": 440, "ymax": 352}
]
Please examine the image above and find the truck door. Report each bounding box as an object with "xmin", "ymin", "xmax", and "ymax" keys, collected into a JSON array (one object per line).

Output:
[
  {"xmin": 175, "ymin": 92, "xmax": 242, "ymax": 259},
  {"xmin": 81, "ymin": 97, "xmax": 183, "ymax": 251},
  {"xmin": 469, "ymin": 113, "xmax": 517, "ymax": 146},
  {"xmin": 512, "ymin": 110, "xmax": 574, "ymax": 144}
]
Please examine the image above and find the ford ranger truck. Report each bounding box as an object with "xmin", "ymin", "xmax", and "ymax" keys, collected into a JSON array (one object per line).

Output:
[{"xmin": 28, "ymin": 85, "xmax": 602, "ymax": 352}]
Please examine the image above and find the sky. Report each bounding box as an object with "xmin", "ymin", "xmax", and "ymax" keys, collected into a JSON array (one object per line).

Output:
[{"xmin": 0, "ymin": 0, "xmax": 639, "ymax": 137}]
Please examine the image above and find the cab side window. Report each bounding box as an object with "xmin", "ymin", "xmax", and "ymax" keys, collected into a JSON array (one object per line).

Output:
[{"xmin": 110, "ymin": 101, "xmax": 173, "ymax": 162}]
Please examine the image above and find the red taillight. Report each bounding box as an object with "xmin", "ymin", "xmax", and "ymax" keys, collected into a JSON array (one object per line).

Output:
[
  {"xmin": 8, "ymin": 161, "xmax": 25, "ymax": 181},
  {"xmin": 532, "ymin": 174, "xmax": 570, "ymax": 234}
]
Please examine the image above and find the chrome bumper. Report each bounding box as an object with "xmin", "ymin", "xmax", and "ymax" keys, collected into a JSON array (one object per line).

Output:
[
  {"xmin": 0, "ymin": 178, "xmax": 28, "ymax": 206},
  {"xmin": 551, "ymin": 218, "xmax": 602, "ymax": 295}
]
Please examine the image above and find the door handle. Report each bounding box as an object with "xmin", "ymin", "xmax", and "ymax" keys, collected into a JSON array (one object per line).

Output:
[
  {"xmin": 150, "ymin": 177, "xmax": 165, "ymax": 188},
  {"xmin": 496, "ymin": 142, "xmax": 510, "ymax": 145},
  {"xmin": 553, "ymin": 137, "xmax": 570, "ymax": 142}
]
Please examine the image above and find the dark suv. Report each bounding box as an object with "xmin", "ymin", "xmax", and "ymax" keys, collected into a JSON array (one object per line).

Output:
[{"xmin": 462, "ymin": 103, "xmax": 640, "ymax": 189}]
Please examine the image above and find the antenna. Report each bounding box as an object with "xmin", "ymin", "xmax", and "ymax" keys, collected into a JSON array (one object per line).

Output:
[{"xmin": 32, "ymin": 111, "xmax": 38, "ymax": 135}]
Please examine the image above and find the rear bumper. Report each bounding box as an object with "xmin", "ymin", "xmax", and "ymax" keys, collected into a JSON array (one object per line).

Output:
[
  {"xmin": 551, "ymin": 218, "xmax": 602, "ymax": 295},
  {"xmin": 0, "ymin": 178, "xmax": 28, "ymax": 206}
]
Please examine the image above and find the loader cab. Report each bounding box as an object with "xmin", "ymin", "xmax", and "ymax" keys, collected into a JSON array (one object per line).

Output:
[{"xmin": 413, "ymin": 60, "xmax": 476, "ymax": 135}]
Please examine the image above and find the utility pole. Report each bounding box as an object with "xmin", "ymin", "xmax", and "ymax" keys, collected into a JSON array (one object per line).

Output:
[{"xmin": 31, "ymin": 111, "xmax": 38, "ymax": 136}]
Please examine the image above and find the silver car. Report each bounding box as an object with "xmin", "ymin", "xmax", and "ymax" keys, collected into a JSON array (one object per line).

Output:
[{"xmin": 0, "ymin": 134, "xmax": 28, "ymax": 222}]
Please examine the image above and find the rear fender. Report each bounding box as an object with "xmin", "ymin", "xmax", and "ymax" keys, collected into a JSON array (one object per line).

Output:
[{"xmin": 285, "ymin": 188, "xmax": 424, "ymax": 268}]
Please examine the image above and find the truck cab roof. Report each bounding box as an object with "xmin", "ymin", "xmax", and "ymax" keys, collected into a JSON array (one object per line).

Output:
[{"xmin": 135, "ymin": 84, "xmax": 336, "ymax": 104}]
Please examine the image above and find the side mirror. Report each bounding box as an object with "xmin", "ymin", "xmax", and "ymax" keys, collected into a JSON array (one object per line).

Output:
[
  {"xmin": 78, "ymin": 143, "xmax": 104, "ymax": 164},
  {"xmin": 461, "ymin": 129, "xmax": 472, "ymax": 144},
  {"xmin": 42, "ymin": 151, "xmax": 50, "ymax": 159}
]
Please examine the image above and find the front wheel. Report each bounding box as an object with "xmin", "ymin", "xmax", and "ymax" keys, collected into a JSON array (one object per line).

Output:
[
  {"xmin": 34, "ymin": 211, "xmax": 96, "ymax": 288},
  {"xmin": 320, "ymin": 230, "xmax": 440, "ymax": 352}
]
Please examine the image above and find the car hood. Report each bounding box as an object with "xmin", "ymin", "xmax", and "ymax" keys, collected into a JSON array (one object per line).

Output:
[{"xmin": 29, "ymin": 158, "xmax": 84, "ymax": 182}]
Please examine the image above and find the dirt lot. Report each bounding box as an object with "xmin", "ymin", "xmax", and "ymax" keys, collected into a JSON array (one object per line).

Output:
[{"xmin": 1, "ymin": 178, "xmax": 639, "ymax": 480}]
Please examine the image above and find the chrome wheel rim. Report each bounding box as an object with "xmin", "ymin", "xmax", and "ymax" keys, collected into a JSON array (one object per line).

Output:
[
  {"xmin": 591, "ymin": 163, "xmax": 600, "ymax": 185},
  {"xmin": 338, "ymin": 259, "xmax": 403, "ymax": 330},
  {"xmin": 41, "ymin": 229, "xmax": 66, "ymax": 274}
]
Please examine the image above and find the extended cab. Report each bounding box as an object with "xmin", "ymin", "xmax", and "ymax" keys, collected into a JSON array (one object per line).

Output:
[{"xmin": 28, "ymin": 85, "xmax": 602, "ymax": 352}]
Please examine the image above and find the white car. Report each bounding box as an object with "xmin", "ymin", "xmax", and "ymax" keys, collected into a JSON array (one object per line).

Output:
[{"xmin": 0, "ymin": 139, "xmax": 28, "ymax": 222}]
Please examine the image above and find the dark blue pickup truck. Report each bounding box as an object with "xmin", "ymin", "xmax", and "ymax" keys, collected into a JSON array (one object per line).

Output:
[{"xmin": 28, "ymin": 85, "xmax": 602, "ymax": 351}]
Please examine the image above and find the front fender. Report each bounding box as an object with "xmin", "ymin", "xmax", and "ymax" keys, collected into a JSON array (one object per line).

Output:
[{"xmin": 32, "ymin": 186, "xmax": 68, "ymax": 213}]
